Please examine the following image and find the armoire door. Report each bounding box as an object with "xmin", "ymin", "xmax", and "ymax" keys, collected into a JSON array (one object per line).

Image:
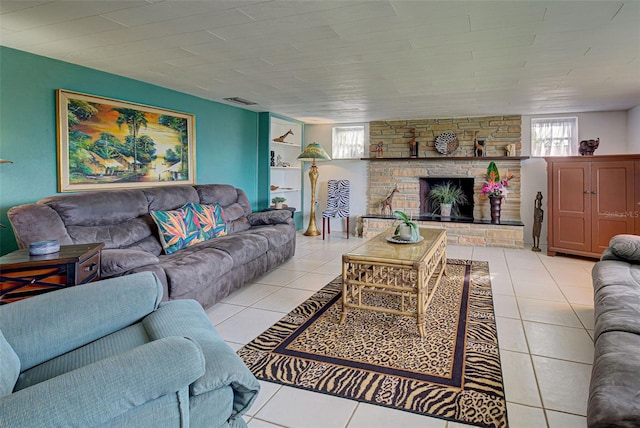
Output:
[
  {"xmin": 591, "ymin": 161, "xmax": 635, "ymax": 253},
  {"xmin": 552, "ymin": 161, "xmax": 591, "ymax": 252},
  {"xmin": 636, "ymin": 161, "xmax": 640, "ymax": 234}
]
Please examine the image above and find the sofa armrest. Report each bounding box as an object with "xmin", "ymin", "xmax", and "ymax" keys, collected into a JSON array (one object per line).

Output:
[
  {"xmin": 7, "ymin": 203, "xmax": 73, "ymax": 249},
  {"xmin": 247, "ymin": 210, "xmax": 293, "ymax": 226},
  {"xmin": 607, "ymin": 234, "xmax": 640, "ymax": 264},
  {"xmin": 0, "ymin": 272, "xmax": 163, "ymax": 371},
  {"xmin": 0, "ymin": 336, "xmax": 205, "ymax": 428},
  {"xmin": 600, "ymin": 247, "xmax": 623, "ymax": 262}
]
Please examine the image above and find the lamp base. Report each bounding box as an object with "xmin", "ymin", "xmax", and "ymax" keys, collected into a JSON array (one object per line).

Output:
[{"xmin": 303, "ymin": 222, "xmax": 321, "ymax": 236}]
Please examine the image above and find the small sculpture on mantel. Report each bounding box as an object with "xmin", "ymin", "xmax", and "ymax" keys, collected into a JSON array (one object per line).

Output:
[
  {"xmin": 473, "ymin": 131, "xmax": 486, "ymax": 157},
  {"xmin": 578, "ymin": 138, "xmax": 600, "ymax": 156},
  {"xmin": 376, "ymin": 142, "xmax": 384, "ymax": 158},
  {"xmin": 380, "ymin": 184, "xmax": 399, "ymax": 215},
  {"xmin": 273, "ymin": 129, "xmax": 293, "ymax": 143},
  {"xmin": 409, "ymin": 128, "xmax": 418, "ymax": 158},
  {"xmin": 532, "ymin": 191, "xmax": 544, "ymax": 252}
]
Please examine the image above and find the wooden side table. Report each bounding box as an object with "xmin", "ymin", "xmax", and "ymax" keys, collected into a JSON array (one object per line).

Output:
[{"xmin": 0, "ymin": 243, "xmax": 105, "ymax": 304}]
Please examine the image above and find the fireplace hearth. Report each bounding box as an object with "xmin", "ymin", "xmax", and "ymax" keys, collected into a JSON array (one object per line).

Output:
[{"xmin": 420, "ymin": 177, "xmax": 474, "ymax": 220}]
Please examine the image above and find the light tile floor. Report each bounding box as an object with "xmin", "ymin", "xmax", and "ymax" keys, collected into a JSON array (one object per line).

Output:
[{"xmin": 207, "ymin": 232, "xmax": 595, "ymax": 428}]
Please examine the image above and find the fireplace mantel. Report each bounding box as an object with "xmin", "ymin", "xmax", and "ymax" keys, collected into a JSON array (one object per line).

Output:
[{"xmin": 361, "ymin": 156, "xmax": 529, "ymax": 161}]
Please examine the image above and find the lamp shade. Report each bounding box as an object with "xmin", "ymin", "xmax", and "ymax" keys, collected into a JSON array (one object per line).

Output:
[{"xmin": 297, "ymin": 142, "xmax": 331, "ymax": 162}]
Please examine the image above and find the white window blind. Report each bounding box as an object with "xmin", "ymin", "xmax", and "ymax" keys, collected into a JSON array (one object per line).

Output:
[
  {"xmin": 332, "ymin": 126, "xmax": 365, "ymax": 159},
  {"xmin": 531, "ymin": 117, "xmax": 578, "ymax": 156}
]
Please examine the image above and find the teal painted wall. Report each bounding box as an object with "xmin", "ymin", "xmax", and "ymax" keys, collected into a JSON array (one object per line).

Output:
[{"xmin": 0, "ymin": 47, "xmax": 259, "ymax": 255}]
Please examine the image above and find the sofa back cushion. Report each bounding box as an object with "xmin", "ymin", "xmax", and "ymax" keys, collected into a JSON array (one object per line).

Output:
[
  {"xmin": 10, "ymin": 184, "xmax": 251, "ymax": 254},
  {"xmin": 40, "ymin": 190, "xmax": 157, "ymax": 251},
  {"xmin": 0, "ymin": 272, "xmax": 163, "ymax": 371},
  {"xmin": 195, "ymin": 184, "xmax": 251, "ymax": 233},
  {"xmin": 0, "ymin": 329, "xmax": 20, "ymax": 397},
  {"xmin": 143, "ymin": 186, "xmax": 199, "ymax": 212}
]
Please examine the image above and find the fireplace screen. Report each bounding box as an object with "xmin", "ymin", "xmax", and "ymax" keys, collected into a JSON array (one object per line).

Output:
[{"xmin": 420, "ymin": 177, "xmax": 474, "ymax": 219}]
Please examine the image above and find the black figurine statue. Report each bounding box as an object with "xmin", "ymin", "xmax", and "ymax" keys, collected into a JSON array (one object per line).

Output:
[{"xmin": 532, "ymin": 191, "xmax": 543, "ymax": 252}]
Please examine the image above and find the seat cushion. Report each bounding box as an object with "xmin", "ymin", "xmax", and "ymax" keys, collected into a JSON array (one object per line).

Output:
[
  {"xmin": 0, "ymin": 329, "xmax": 20, "ymax": 397},
  {"xmin": 244, "ymin": 224, "xmax": 295, "ymax": 250},
  {"xmin": 588, "ymin": 331, "xmax": 640, "ymax": 428},
  {"xmin": 161, "ymin": 248, "xmax": 235, "ymax": 300},
  {"xmin": 322, "ymin": 208, "xmax": 349, "ymax": 218},
  {"xmin": 594, "ymin": 283, "xmax": 640, "ymax": 339},
  {"xmin": 204, "ymin": 233, "xmax": 269, "ymax": 268}
]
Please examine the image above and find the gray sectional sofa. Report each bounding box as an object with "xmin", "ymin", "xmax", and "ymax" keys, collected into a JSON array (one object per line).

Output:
[
  {"xmin": 588, "ymin": 234, "xmax": 640, "ymax": 428},
  {"xmin": 8, "ymin": 184, "xmax": 296, "ymax": 309}
]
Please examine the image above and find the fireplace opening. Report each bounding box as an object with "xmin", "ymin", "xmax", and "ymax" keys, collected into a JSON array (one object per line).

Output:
[{"xmin": 420, "ymin": 177, "xmax": 474, "ymax": 219}]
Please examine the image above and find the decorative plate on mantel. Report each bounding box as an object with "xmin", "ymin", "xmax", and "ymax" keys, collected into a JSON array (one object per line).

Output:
[{"xmin": 435, "ymin": 132, "xmax": 459, "ymax": 155}]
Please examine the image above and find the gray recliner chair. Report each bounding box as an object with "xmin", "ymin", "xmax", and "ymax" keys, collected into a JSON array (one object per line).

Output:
[{"xmin": 0, "ymin": 272, "xmax": 259, "ymax": 427}]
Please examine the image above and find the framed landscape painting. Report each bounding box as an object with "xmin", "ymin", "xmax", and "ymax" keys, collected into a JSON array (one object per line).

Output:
[{"xmin": 57, "ymin": 90, "xmax": 195, "ymax": 192}]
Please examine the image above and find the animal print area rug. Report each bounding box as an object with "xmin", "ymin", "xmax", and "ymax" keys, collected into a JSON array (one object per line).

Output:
[{"xmin": 238, "ymin": 259, "xmax": 508, "ymax": 428}]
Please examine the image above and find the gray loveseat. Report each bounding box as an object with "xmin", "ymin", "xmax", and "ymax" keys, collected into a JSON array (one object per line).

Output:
[
  {"xmin": 588, "ymin": 234, "xmax": 640, "ymax": 428},
  {"xmin": 8, "ymin": 184, "xmax": 295, "ymax": 309}
]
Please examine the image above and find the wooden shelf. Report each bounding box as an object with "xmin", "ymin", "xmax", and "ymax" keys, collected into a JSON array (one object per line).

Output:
[{"xmin": 361, "ymin": 156, "xmax": 529, "ymax": 161}]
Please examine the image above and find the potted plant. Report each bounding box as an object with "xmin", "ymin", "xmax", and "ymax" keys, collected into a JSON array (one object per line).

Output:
[
  {"xmin": 427, "ymin": 181, "xmax": 469, "ymax": 217},
  {"xmin": 393, "ymin": 210, "xmax": 420, "ymax": 242},
  {"xmin": 272, "ymin": 196, "xmax": 286, "ymax": 209}
]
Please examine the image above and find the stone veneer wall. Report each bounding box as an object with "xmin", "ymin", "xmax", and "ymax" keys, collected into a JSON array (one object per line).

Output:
[
  {"xmin": 367, "ymin": 115, "xmax": 523, "ymax": 222},
  {"xmin": 369, "ymin": 115, "xmax": 522, "ymax": 158},
  {"xmin": 364, "ymin": 115, "xmax": 524, "ymax": 248},
  {"xmin": 367, "ymin": 159, "xmax": 522, "ymax": 222}
]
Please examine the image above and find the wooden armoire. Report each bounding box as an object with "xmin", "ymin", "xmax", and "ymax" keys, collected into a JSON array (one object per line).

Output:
[{"xmin": 545, "ymin": 155, "xmax": 640, "ymax": 259}]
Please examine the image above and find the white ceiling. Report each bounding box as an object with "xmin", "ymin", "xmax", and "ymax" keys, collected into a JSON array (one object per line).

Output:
[{"xmin": 1, "ymin": 1, "xmax": 639, "ymax": 123}]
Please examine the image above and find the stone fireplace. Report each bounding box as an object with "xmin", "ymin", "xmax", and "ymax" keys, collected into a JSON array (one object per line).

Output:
[
  {"xmin": 363, "ymin": 158, "xmax": 525, "ymax": 247},
  {"xmin": 367, "ymin": 158, "xmax": 522, "ymax": 222},
  {"xmin": 420, "ymin": 177, "xmax": 475, "ymax": 219},
  {"xmin": 362, "ymin": 115, "xmax": 525, "ymax": 247}
]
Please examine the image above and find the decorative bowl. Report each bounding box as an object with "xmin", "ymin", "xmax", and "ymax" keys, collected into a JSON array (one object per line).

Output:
[{"xmin": 29, "ymin": 240, "xmax": 60, "ymax": 255}]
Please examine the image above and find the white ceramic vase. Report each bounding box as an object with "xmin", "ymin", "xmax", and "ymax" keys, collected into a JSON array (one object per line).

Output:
[
  {"xmin": 440, "ymin": 203, "xmax": 452, "ymax": 217},
  {"xmin": 397, "ymin": 224, "xmax": 413, "ymax": 241}
]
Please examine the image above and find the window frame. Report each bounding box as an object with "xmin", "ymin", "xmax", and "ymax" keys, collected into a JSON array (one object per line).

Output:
[
  {"xmin": 331, "ymin": 125, "xmax": 365, "ymax": 160},
  {"xmin": 530, "ymin": 117, "xmax": 579, "ymax": 157}
]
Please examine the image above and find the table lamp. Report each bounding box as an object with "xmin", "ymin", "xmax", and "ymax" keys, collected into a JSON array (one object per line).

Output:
[{"xmin": 297, "ymin": 142, "xmax": 331, "ymax": 236}]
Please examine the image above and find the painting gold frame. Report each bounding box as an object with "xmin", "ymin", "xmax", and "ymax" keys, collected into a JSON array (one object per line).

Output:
[{"xmin": 57, "ymin": 90, "xmax": 196, "ymax": 192}]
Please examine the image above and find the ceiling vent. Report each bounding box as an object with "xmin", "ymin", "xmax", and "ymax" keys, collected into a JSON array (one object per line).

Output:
[{"xmin": 223, "ymin": 97, "xmax": 258, "ymax": 106}]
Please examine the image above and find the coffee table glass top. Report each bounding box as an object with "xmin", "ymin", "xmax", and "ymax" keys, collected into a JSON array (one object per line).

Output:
[{"xmin": 345, "ymin": 227, "xmax": 445, "ymax": 263}]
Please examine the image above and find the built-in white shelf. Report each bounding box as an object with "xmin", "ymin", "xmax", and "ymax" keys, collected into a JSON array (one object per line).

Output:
[
  {"xmin": 272, "ymin": 141, "xmax": 299, "ymax": 148},
  {"xmin": 270, "ymin": 188, "xmax": 300, "ymax": 193},
  {"xmin": 270, "ymin": 117, "xmax": 303, "ymax": 213}
]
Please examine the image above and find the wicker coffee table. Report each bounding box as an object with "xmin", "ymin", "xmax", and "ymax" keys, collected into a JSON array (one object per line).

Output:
[{"xmin": 340, "ymin": 227, "xmax": 447, "ymax": 337}]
